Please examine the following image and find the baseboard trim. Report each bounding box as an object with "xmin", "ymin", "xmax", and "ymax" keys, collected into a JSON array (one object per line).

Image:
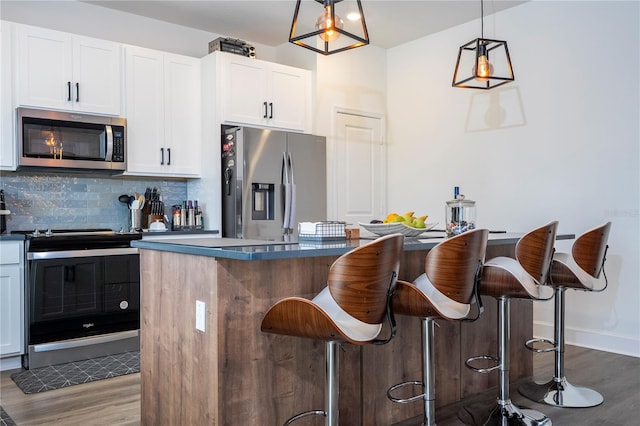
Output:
[
  {"xmin": 0, "ymin": 355, "xmax": 22, "ymax": 371},
  {"xmin": 534, "ymin": 321, "xmax": 640, "ymax": 358}
]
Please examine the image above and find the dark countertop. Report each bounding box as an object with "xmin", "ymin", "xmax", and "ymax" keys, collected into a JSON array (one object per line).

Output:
[
  {"xmin": 131, "ymin": 232, "xmax": 575, "ymax": 261},
  {"xmin": 0, "ymin": 234, "xmax": 26, "ymax": 241}
]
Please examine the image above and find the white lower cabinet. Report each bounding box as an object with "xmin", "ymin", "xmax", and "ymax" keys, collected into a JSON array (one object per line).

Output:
[
  {"xmin": 125, "ymin": 46, "xmax": 201, "ymax": 177},
  {"xmin": 0, "ymin": 240, "xmax": 24, "ymax": 360}
]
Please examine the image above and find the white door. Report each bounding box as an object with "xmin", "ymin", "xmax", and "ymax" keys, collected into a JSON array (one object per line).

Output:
[
  {"xmin": 125, "ymin": 46, "xmax": 165, "ymax": 175},
  {"xmin": 17, "ymin": 25, "xmax": 73, "ymax": 111},
  {"xmin": 164, "ymin": 53, "xmax": 201, "ymax": 177},
  {"xmin": 333, "ymin": 111, "xmax": 386, "ymax": 225},
  {"xmin": 72, "ymin": 35, "xmax": 122, "ymax": 115}
]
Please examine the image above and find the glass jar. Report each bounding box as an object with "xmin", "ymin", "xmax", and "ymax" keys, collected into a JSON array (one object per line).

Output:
[{"xmin": 446, "ymin": 195, "xmax": 476, "ymax": 237}]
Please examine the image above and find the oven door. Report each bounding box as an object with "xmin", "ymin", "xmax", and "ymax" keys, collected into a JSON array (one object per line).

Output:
[{"xmin": 25, "ymin": 249, "xmax": 140, "ymax": 369}]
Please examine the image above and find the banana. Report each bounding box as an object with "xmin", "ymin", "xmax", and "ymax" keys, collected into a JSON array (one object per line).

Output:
[{"xmin": 383, "ymin": 212, "xmax": 399, "ymax": 223}]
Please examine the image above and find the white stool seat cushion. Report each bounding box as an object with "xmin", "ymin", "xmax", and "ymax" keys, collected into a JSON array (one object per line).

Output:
[
  {"xmin": 312, "ymin": 287, "xmax": 383, "ymax": 342},
  {"xmin": 553, "ymin": 252, "xmax": 599, "ymax": 290},
  {"xmin": 413, "ymin": 273, "xmax": 471, "ymax": 320},
  {"xmin": 485, "ymin": 256, "xmax": 554, "ymax": 299}
]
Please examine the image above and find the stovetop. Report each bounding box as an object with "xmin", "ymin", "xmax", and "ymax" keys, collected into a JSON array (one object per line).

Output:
[
  {"xmin": 13, "ymin": 228, "xmax": 142, "ymax": 251},
  {"xmin": 12, "ymin": 228, "xmax": 135, "ymax": 237}
]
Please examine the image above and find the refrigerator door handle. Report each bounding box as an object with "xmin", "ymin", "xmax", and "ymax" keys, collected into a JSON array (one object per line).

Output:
[
  {"xmin": 288, "ymin": 152, "xmax": 296, "ymax": 233},
  {"xmin": 282, "ymin": 152, "xmax": 291, "ymax": 231}
]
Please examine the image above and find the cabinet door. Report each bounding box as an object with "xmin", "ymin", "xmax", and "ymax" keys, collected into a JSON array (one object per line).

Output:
[
  {"xmin": 0, "ymin": 22, "xmax": 15, "ymax": 170},
  {"xmin": 0, "ymin": 264, "xmax": 22, "ymax": 356},
  {"xmin": 221, "ymin": 54, "xmax": 267, "ymax": 126},
  {"xmin": 125, "ymin": 46, "xmax": 165, "ymax": 175},
  {"xmin": 72, "ymin": 35, "xmax": 122, "ymax": 115},
  {"xmin": 16, "ymin": 25, "xmax": 122, "ymax": 115},
  {"xmin": 164, "ymin": 54, "xmax": 201, "ymax": 176},
  {"xmin": 0, "ymin": 241, "xmax": 23, "ymax": 357},
  {"xmin": 268, "ymin": 64, "xmax": 309, "ymax": 132},
  {"xmin": 17, "ymin": 25, "xmax": 73, "ymax": 111}
]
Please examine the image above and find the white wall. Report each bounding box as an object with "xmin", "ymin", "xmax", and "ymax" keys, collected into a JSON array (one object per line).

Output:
[
  {"xmin": 312, "ymin": 45, "xmax": 388, "ymax": 220},
  {"xmin": 387, "ymin": 1, "xmax": 639, "ymax": 356},
  {"xmin": 0, "ymin": 0, "xmax": 279, "ymax": 61}
]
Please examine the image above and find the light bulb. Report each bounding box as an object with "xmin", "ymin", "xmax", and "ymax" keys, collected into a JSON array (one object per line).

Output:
[
  {"xmin": 472, "ymin": 44, "xmax": 494, "ymax": 82},
  {"xmin": 315, "ymin": 5, "xmax": 344, "ymax": 42},
  {"xmin": 44, "ymin": 130, "xmax": 58, "ymax": 147}
]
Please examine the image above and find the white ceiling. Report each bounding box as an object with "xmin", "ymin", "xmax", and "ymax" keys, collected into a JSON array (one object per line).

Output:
[{"xmin": 80, "ymin": 0, "xmax": 527, "ymax": 49}]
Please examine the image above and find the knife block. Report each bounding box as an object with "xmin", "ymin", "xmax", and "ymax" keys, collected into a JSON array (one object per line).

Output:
[{"xmin": 141, "ymin": 204, "xmax": 151, "ymax": 230}]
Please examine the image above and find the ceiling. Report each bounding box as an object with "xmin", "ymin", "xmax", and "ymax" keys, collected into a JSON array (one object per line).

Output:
[{"xmin": 82, "ymin": 1, "xmax": 526, "ymax": 49}]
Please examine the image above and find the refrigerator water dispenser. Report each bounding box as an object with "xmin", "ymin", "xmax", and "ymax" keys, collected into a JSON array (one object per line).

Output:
[{"xmin": 252, "ymin": 183, "xmax": 274, "ymax": 220}]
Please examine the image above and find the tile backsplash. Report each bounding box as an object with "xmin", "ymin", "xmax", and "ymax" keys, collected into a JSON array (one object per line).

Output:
[{"xmin": 0, "ymin": 171, "xmax": 188, "ymax": 232}]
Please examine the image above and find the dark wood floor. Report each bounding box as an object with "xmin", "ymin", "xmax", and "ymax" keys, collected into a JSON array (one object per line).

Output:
[{"xmin": 1, "ymin": 345, "xmax": 638, "ymax": 425}]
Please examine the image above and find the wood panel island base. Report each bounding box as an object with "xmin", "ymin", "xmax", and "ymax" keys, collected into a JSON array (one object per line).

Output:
[{"xmin": 133, "ymin": 234, "xmax": 570, "ymax": 425}]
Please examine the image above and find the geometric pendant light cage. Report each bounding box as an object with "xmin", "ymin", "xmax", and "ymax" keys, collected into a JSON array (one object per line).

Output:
[
  {"xmin": 290, "ymin": 0, "xmax": 369, "ymax": 55},
  {"xmin": 452, "ymin": 0, "xmax": 515, "ymax": 89}
]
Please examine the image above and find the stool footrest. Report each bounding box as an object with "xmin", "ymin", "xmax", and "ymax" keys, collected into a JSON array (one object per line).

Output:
[
  {"xmin": 465, "ymin": 355, "xmax": 500, "ymax": 373},
  {"xmin": 387, "ymin": 381, "xmax": 425, "ymax": 404},
  {"xmin": 284, "ymin": 410, "xmax": 326, "ymax": 425},
  {"xmin": 525, "ymin": 338, "xmax": 557, "ymax": 353}
]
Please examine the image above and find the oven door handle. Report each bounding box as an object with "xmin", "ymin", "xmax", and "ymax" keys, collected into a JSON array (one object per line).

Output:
[
  {"xmin": 65, "ymin": 265, "xmax": 75, "ymax": 282},
  {"xmin": 32, "ymin": 330, "xmax": 139, "ymax": 353},
  {"xmin": 28, "ymin": 247, "xmax": 138, "ymax": 260}
]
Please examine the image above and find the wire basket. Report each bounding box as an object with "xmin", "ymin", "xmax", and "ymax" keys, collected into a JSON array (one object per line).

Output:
[{"xmin": 298, "ymin": 221, "xmax": 346, "ymax": 241}]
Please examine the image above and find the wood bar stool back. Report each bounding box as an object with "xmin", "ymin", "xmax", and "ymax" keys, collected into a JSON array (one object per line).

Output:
[
  {"xmin": 459, "ymin": 221, "xmax": 558, "ymax": 426},
  {"xmin": 260, "ymin": 233, "xmax": 404, "ymax": 426},
  {"xmin": 520, "ymin": 222, "xmax": 612, "ymax": 407},
  {"xmin": 387, "ymin": 228, "xmax": 489, "ymax": 426}
]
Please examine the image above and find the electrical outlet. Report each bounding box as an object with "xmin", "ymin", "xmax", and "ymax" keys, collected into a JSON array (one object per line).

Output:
[{"xmin": 195, "ymin": 300, "xmax": 206, "ymax": 332}]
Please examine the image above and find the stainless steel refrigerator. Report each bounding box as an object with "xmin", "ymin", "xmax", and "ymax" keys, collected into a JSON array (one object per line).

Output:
[{"xmin": 221, "ymin": 125, "xmax": 327, "ymax": 239}]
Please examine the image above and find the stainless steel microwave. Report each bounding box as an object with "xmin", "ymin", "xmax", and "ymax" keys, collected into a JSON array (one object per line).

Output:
[{"xmin": 18, "ymin": 108, "xmax": 126, "ymax": 173}]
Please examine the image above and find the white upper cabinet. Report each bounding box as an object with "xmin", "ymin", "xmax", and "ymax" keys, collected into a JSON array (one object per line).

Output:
[
  {"xmin": 15, "ymin": 24, "xmax": 122, "ymax": 115},
  {"xmin": 218, "ymin": 52, "xmax": 310, "ymax": 132},
  {"xmin": 124, "ymin": 46, "xmax": 201, "ymax": 177},
  {"xmin": 0, "ymin": 22, "xmax": 15, "ymax": 170}
]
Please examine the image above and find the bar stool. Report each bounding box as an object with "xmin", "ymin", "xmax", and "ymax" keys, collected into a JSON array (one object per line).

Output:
[
  {"xmin": 459, "ymin": 221, "xmax": 558, "ymax": 426},
  {"xmin": 260, "ymin": 233, "xmax": 404, "ymax": 426},
  {"xmin": 387, "ymin": 228, "xmax": 489, "ymax": 426},
  {"xmin": 519, "ymin": 222, "xmax": 611, "ymax": 407}
]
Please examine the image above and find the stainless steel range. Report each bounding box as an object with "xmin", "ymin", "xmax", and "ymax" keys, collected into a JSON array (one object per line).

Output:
[{"xmin": 13, "ymin": 229, "xmax": 142, "ymax": 369}]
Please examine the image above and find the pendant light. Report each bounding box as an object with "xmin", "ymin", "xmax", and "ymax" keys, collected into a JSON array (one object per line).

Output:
[
  {"xmin": 452, "ymin": 0, "xmax": 514, "ymax": 89},
  {"xmin": 289, "ymin": 0, "xmax": 369, "ymax": 55}
]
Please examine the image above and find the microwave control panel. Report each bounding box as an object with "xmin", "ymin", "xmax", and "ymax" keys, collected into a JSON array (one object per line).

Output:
[{"xmin": 112, "ymin": 126, "xmax": 125, "ymax": 162}]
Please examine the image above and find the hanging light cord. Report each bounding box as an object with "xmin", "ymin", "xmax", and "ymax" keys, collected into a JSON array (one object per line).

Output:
[{"xmin": 480, "ymin": 0, "xmax": 485, "ymax": 38}]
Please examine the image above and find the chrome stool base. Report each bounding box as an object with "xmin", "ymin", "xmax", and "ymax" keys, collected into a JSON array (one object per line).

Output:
[
  {"xmin": 387, "ymin": 318, "xmax": 438, "ymax": 426},
  {"xmin": 459, "ymin": 399, "xmax": 552, "ymax": 426},
  {"xmin": 284, "ymin": 410, "xmax": 326, "ymax": 425},
  {"xmin": 519, "ymin": 377, "xmax": 603, "ymax": 408}
]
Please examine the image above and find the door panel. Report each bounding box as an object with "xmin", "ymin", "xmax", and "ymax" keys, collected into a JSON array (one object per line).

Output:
[
  {"xmin": 334, "ymin": 112, "xmax": 386, "ymax": 224},
  {"xmin": 31, "ymin": 257, "xmax": 104, "ymax": 321},
  {"xmin": 241, "ymin": 127, "xmax": 287, "ymax": 238}
]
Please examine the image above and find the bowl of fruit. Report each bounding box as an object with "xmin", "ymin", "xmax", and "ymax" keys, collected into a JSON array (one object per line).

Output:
[{"xmin": 359, "ymin": 212, "xmax": 438, "ymax": 237}]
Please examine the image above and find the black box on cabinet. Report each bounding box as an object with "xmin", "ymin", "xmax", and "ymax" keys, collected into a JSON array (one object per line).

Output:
[{"xmin": 208, "ymin": 37, "xmax": 256, "ymax": 58}]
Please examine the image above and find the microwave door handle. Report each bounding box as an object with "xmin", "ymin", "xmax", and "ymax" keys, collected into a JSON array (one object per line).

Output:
[{"xmin": 105, "ymin": 126, "xmax": 114, "ymax": 161}]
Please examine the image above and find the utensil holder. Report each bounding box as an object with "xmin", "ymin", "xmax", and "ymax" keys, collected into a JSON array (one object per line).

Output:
[{"xmin": 130, "ymin": 209, "xmax": 142, "ymax": 232}]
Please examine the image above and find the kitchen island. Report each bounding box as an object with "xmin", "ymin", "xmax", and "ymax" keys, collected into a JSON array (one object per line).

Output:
[{"xmin": 132, "ymin": 232, "xmax": 572, "ymax": 425}]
